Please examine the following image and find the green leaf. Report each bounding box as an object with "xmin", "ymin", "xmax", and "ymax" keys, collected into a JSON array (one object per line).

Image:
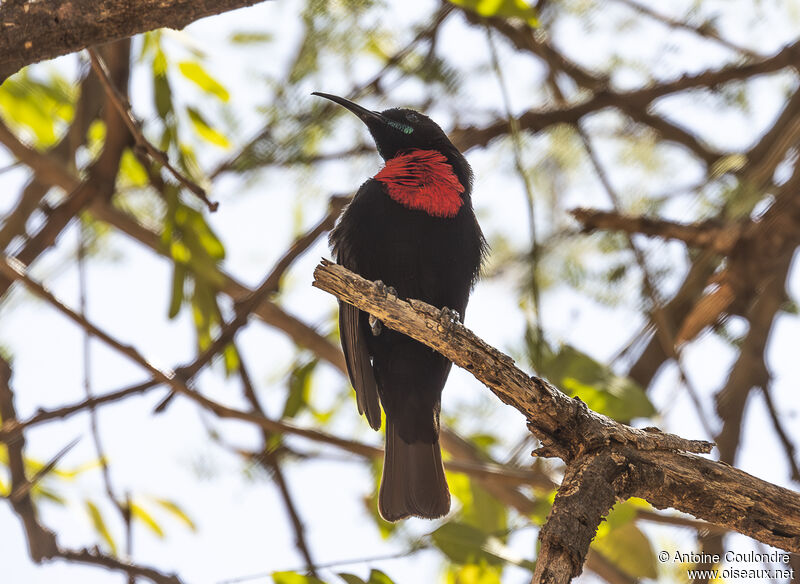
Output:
[
  {"xmin": 447, "ymin": 0, "xmax": 538, "ymax": 26},
  {"xmin": 86, "ymin": 119, "xmax": 107, "ymax": 156},
  {"xmin": 530, "ymin": 340, "xmax": 655, "ymax": 422},
  {"xmin": 178, "ymin": 61, "xmax": 230, "ymax": 102},
  {"xmin": 223, "ymin": 343, "xmax": 240, "ymax": 375},
  {"xmin": 119, "ymin": 148, "xmax": 149, "ymax": 188},
  {"xmin": 130, "ymin": 502, "xmax": 165, "ymax": 538},
  {"xmin": 86, "ymin": 500, "xmax": 117, "ymax": 555},
  {"xmin": 366, "ymin": 570, "xmax": 394, "ymax": 584},
  {"xmin": 561, "ymin": 377, "xmax": 654, "ymax": 422},
  {"xmin": 432, "ymin": 522, "xmax": 500, "ymax": 566},
  {"xmin": 151, "ymin": 498, "xmax": 197, "ymax": 531},
  {"xmin": 34, "ymin": 486, "xmax": 66, "ymax": 505},
  {"xmin": 282, "ymin": 360, "xmax": 318, "ymax": 419},
  {"xmin": 272, "ymin": 572, "xmax": 327, "ymax": 584},
  {"xmin": 338, "ymin": 574, "xmax": 366, "ymax": 584},
  {"xmin": 153, "ymin": 72, "xmax": 173, "ymax": 120},
  {"xmin": 0, "ymin": 71, "xmax": 75, "ymax": 147},
  {"xmin": 711, "ymin": 153, "xmax": 747, "ymax": 178},
  {"xmin": 433, "ymin": 522, "xmax": 533, "ymax": 570},
  {"xmin": 448, "ymin": 472, "xmax": 507, "ymax": 535},
  {"xmin": 230, "ymin": 32, "xmax": 274, "ymax": 44},
  {"xmin": 445, "ymin": 563, "xmax": 502, "ymax": 584},
  {"xmin": 186, "ymin": 107, "xmax": 230, "ymax": 148},
  {"xmin": 591, "ymin": 521, "xmax": 657, "ymax": 579},
  {"xmin": 168, "ymin": 262, "xmax": 187, "ymax": 319},
  {"xmin": 170, "ymin": 240, "xmax": 191, "ymax": 264}
]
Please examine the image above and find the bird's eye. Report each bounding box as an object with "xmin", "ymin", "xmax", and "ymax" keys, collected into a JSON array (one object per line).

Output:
[{"xmin": 405, "ymin": 112, "xmax": 419, "ymax": 123}]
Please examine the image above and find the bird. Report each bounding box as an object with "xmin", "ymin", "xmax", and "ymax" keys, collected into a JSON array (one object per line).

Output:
[{"xmin": 313, "ymin": 92, "xmax": 486, "ymax": 521}]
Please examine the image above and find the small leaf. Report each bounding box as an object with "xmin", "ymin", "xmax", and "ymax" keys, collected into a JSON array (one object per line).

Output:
[
  {"xmin": 168, "ymin": 262, "xmax": 187, "ymax": 319},
  {"xmin": 272, "ymin": 572, "xmax": 327, "ymax": 584},
  {"xmin": 153, "ymin": 73, "xmax": 173, "ymax": 120},
  {"xmin": 366, "ymin": 570, "xmax": 394, "ymax": 584},
  {"xmin": 282, "ymin": 360, "xmax": 317, "ymax": 419},
  {"xmin": 446, "ymin": 563, "xmax": 502, "ymax": 584},
  {"xmin": 230, "ymin": 32, "xmax": 274, "ymax": 44},
  {"xmin": 186, "ymin": 107, "xmax": 230, "ymax": 148},
  {"xmin": 151, "ymin": 498, "xmax": 197, "ymax": 531},
  {"xmin": 591, "ymin": 522, "xmax": 657, "ymax": 579},
  {"xmin": 711, "ymin": 153, "xmax": 747, "ymax": 178},
  {"xmin": 178, "ymin": 61, "xmax": 230, "ymax": 102},
  {"xmin": 447, "ymin": 0, "xmax": 538, "ymax": 26},
  {"xmin": 338, "ymin": 574, "xmax": 366, "ymax": 584},
  {"xmin": 431, "ymin": 522, "xmax": 499, "ymax": 566},
  {"xmin": 130, "ymin": 502, "xmax": 165, "ymax": 538},
  {"xmin": 119, "ymin": 149, "xmax": 149, "ymax": 187},
  {"xmin": 531, "ymin": 342, "xmax": 655, "ymax": 422},
  {"xmin": 223, "ymin": 343, "xmax": 240, "ymax": 375},
  {"xmin": 33, "ymin": 486, "xmax": 66, "ymax": 505},
  {"xmin": 86, "ymin": 500, "xmax": 117, "ymax": 555}
]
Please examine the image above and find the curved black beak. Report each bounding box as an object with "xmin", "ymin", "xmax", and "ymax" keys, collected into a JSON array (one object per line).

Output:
[{"xmin": 312, "ymin": 92, "xmax": 387, "ymax": 125}]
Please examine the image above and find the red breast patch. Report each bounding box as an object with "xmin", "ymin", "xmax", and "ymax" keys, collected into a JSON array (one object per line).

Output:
[{"xmin": 374, "ymin": 149, "xmax": 464, "ymax": 218}]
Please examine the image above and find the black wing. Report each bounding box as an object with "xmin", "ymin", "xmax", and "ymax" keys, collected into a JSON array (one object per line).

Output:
[
  {"xmin": 330, "ymin": 185, "xmax": 382, "ymax": 431},
  {"xmin": 338, "ymin": 300, "xmax": 381, "ymax": 430}
]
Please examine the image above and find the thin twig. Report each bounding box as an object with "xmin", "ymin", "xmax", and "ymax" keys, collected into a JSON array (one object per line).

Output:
[
  {"xmin": 237, "ymin": 354, "xmax": 319, "ymax": 577},
  {"xmin": 612, "ymin": 0, "xmax": 761, "ymax": 59},
  {"xmin": 87, "ymin": 48, "xmax": 218, "ymax": 212},
  {"xmin": 577, "ymin": 128, "xmax": 717, "ymax": 441},
  {"xmin": 760, "ymin": 383, "xmax": 800, "ymax": 482},
  {"xmin": 154, "ymin": 195, "xmax": 349, "ymax": 410},
  {"xmin": 486, "ymin": 26, "xmax": 544, "ymax": 362}
]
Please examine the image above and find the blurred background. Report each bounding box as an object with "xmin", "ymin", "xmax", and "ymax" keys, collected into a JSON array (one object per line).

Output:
[{"xmin": 1, "ymin": 0, "xmax": 799, "ymax": 582}]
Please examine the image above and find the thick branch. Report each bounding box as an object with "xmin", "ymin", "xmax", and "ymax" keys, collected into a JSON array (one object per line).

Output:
[
  {"xmin": 533, "ymin": 452, "xmax": 623, "ymax": 583},
  {"xmin": 312, "ymin": 260, "xmax": 800, "ymax": 554},
  {"xmin": 0, "ymin": 0, "xmax": 268, "ymax": 83}
]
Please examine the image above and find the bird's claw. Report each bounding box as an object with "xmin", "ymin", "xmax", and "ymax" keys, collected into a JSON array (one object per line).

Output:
[
  {"xmin": 371, "ymin": 280, "xmax": 398, "ymax": 336},
  {"xmin": 438, "ymin": 306, "xmax": 461, "ymax": 335},
  {"xmin": 374, "ymin": 280, "xmax": 398, "ymax": 299},
  {"xmin": 369, "ymin": 314, "xmax": 383, "ymax": 336}
]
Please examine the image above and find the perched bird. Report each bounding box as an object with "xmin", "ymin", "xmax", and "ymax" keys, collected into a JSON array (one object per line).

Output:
[{"xmin": 313, "ymin": 92, "xmax": 486, "ymax": 521}]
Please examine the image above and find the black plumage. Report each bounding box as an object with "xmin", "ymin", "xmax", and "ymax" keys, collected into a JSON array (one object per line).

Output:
[{"xmin": 314, "ymin": 92, "xmax": 486, "ymax": 520}]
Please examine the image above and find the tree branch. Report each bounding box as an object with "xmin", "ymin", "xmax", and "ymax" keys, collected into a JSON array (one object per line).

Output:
[
  {"xmin": 312, "ymin": 261, "xmax": 800, "ymax": 571},
  {"xmin": 450, "ymin": 40, "xmax": 800, "ymax": 153},
  {"xmin": 0, "ymin": 0, "xmax": 269, "ymax": 83}
]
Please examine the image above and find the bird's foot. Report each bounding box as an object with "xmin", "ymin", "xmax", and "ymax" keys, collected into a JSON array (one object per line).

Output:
[
  {"xmin": 374, "ymin": 280, "xmax": 398, "ymax": 299},
  {"xmin": 438, "ymin": 306, "xmax": 461, "ymax": 336},
  {"xmin": 370, "ymin": 280, "xmax": 397, "ymax": 336},
  {"xmin": 369, "ymin": 314, "xmax": 383, "ymax": 336}
]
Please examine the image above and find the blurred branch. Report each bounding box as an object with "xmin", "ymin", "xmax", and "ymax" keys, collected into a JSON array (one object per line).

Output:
[
  {"xmin": 88, "ymin": 48, "xmax": 217, "ymax": 212},
  {"xmin": 0, "ymin": 357, "xmax": 183, "ymax": 584},
  {"xmin": 235, "ymin": 357, "xmax": 319, "ymax": 577},
  {"xmin": 0, "ymin": 68, "xmax": 104, "ymax": 251},
  {"xmin": 0, "ymin": 0, "xmax": 270, "ymax": 83},
  {"xmin": 760, "ymin": 383, "xmax": 800, "ymax": 483},
  {"xmin": 571, "ymin": 208, "xmax": 740, "ymax": 254},
  {"xmin": 0, "ymin": 258, "xmax": 548, "ymax": 491},
  {"xmin": 714, "ymin": 263, "xmax": 788, "ymax": 464},
  {"xmin": 213, "ymin": 3, "xmax": 453, "ymax": 178},
  {"xmin": 0, "ymin": 40, "xmax": 134, "ymax": 299},
  {"xmin": 89, "ymin": 201, "xmax": 348, "ymax": 373},
  {"xmin": 0, "ymin": 356, "xmax": 59, "ymax": 562},
  {"xmin": 450, "ymin": 40, "xmax": 800, "ymax": 154},
  {"xmin": 577, "ymin": 127, "xmax": 716, "ymax": 440},
  {"xmin": 612, "ymin": 0, "xmax": 761, "ymax": 59}
]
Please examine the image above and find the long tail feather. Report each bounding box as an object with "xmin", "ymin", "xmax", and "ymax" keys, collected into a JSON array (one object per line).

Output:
[{"xmin": 379, "ymin": 418, "xmax": 450, "ymax": 521}]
